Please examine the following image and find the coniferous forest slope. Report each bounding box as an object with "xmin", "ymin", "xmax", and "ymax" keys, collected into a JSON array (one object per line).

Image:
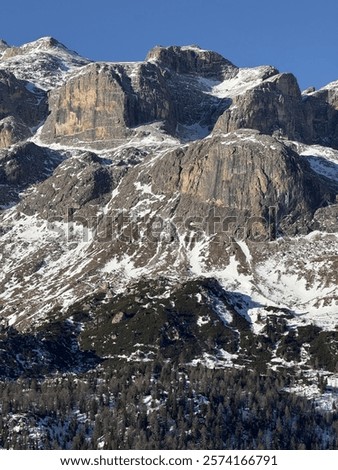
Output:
[{"xmin": 0, "ymin": 38, "xmax": 337, "ymax": 449}]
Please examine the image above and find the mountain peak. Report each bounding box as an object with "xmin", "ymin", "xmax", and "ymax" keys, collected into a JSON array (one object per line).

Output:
[
  {"xmin": 17, "ymin": 36, "xmax": 82, "ymax": 57},
  {"xmin": 33, "ymin": 36, "xmax": 59, "ymax": 44},
  {"xmin": 0, "ymin": 39, "xmax": 9, "ymax": 48},
  {"xmin": 0, "ymin": 36, "xmax": 90, "ymax": 90},
  {"xmin": 27, "ymin": 35, "xmax": 59, "ymax": 46},
  {"xmin": 146, "ymin": 44, "xmax": 237, "ymax": 80},
  {"xmin": 0, "ymin": 36, "xmax": 86, "ymax": 61}
]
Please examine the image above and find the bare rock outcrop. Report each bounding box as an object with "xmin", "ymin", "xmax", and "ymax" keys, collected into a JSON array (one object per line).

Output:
[
  {"xmin": 40, "ymin": 63, "xmax": 132, "ymax": 148},
  {"xmin": 154, "ymin": 131, "xmax": 333, "ymax": 235},
  {"xmin": 0, "ymin": 70, "xmax": 47, "ymax": 148},
  {"xmin": 0, "ymin": 142, "xmax": 64, "ymax": 208},
  {"xmin": 214, "ymin": 73, "xmax": 309, "ymax": 142},
  {"xmin": 146, "ymin": 45, "xmax": 238, "ymax": 80},
  {"xmin": 19, "ymin": 151, "xmax": 124, "ymax": 221},
  {"xmin": 0, "ymin": 116, "xmax": 32, "ymax": 148},
  {"xmin": 302, "ymin": 82, "xmax": 338, "ymax": 148},
  {"xmin": 0, "ymin": 142, "xmax": 63, "ymax": 187}
]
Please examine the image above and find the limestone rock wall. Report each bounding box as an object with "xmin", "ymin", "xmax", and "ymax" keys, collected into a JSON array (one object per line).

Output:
[
  {"xmin": 40, "ymin": 64, "xmax": 131, "ymax": 147},
  {"xmin": 0, "ymin": 70, "xmax": 47, "ymax": 148},
  {"xmin": 101, "ymin": 131, "xmax": 335, "ymax": 242}
]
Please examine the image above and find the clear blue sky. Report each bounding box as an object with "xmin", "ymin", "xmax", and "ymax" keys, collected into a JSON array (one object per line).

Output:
[{"xmin": 1, "ymin": 0, "xmax": 337, "ymax": 90}]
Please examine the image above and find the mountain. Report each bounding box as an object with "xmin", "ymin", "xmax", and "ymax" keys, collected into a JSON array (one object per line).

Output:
[{"xmin": 0, "ymin": 39, "xmax": 337, "ymax": 450}]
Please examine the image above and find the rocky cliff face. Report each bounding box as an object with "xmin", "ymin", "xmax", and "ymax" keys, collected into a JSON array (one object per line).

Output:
[
  {"xmin": 40, "ymin": 63, "xmax": 132, "ymax": 147},
  {"xmin": 93, "ymin": 129, "xmax": 334, "ymax": 273},
  {"xmin": 0, "ymin": 142, "xmax": 63, "ymax": 208},
  {"xmin": 302, "ymin": 82, "xmax": 338, "ymax": 148},
  {"xmin": 39, "ymin": 45, "xmax": 240, "ymax": 148},
  {"xmin": 214, "ymin": 73, "xmax": 310, "ymax": 141},
  {"xmin": 146, "ymin": 45, "xmax": 238, "ymax": 80},
  {"xmin": 19, "ymin": 151, "xmax": 123, "ymax": 221},
  {"xmin": 0, "ymin": 70, "xmax": 47, "ymax": 148},
  {"xmin": 0, "ymin": 38, "xmax": 337, "ymax": 342}
]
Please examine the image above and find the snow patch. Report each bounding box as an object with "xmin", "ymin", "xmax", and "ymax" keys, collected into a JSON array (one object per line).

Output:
[
  {"xmin": 190, "ymin": 349, "xmax": 239, "ymax": 369},
  {"xmin": 200, "ymin": 66, "xmax": 276, "ymax": 99},
  {"xmin": 101, "ymin": 254, "xmax": 146, "ymax": 280},
  {"xmin": 197, "ymin": 315, "xmax": 210, "ymax": 326}
]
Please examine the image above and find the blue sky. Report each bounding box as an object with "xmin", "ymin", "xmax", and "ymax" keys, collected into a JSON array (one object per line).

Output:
[{"xmin": 1, "ymin": 0, "xmax": 337, "ymax": 90}]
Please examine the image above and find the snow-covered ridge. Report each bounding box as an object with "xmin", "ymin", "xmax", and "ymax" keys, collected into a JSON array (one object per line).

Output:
[
  {"xmin": 175, "ymin": 45, "xmax": 208, "ymax": 53},
  {"xmin": 0, "ymin": 36, "xmax": 90, "ymax": 90},
  {"xmin": 305, "ymin": 79, "xmax": 338, "ymax": 95},
  {"xmin": 315, "ymin": 79, "xmax": 338, "ymax": 92},
  {"xmin": 4, "ymin": 37, "xmax": 80, "ymax": 56}
]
